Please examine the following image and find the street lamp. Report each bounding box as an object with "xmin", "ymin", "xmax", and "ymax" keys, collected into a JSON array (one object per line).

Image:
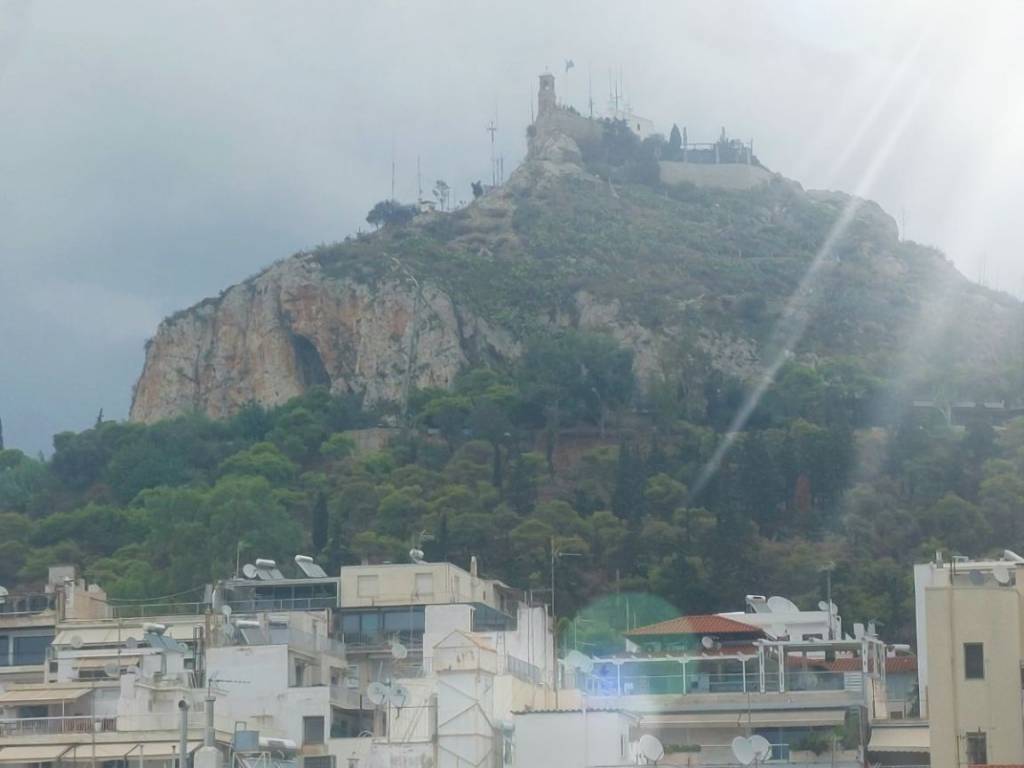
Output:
[{"xmin": 550, "ymin": 538, "xmax": 583, "ymax": 646}]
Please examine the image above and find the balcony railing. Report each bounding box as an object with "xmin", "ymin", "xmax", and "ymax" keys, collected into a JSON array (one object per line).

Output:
[
  {"xmin": 503, "ymin": 655, "xmax": 543, "ymax": 685},
  {"xmin": 0, "ymin": 594, "xmax": 56, "ymax": 616},
  {"xmin": 227, "ymin": 596, "xmax": 337, "ymax": 613},
  {"xmin": 0, "ymin": 716, "xmax": 117, "ymax": 737},
  {"xmin": 580, "ymin": 669, "xmax": 863, "ymax": 697},
  {"xmin": 0, "ymin": 712, "xmax": 231, "ymax": 738},
  {"xmin": 108, "ymin": 601, "xmax": 207, "ymax": 619}
]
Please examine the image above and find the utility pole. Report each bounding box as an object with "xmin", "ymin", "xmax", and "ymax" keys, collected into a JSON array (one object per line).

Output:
[
  {"xmin": 820, "ymin": 561, "xmax": 836, "ymax": 640},
  {"xmin": 549, "ymin": 538, "xmax": 583, "ymax": 654}
]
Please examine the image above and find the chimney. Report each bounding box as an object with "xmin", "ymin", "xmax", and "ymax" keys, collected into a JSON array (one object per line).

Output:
[{"xmin": 470, "ymin": 556, "xmax": 479, "ymax": 578}]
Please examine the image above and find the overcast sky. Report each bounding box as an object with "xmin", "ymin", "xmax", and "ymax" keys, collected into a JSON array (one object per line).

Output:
[{"xmin": 2, "ymin": 0, "xmax": 1022, "ymax": 454}]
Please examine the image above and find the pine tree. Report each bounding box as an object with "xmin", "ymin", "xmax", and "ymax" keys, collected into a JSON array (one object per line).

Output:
[
  {"xmin": 668, "ymin": 123, "xmax": 682, "ymax": 157},
  {"xmin": 612, "ymin": 439, "xmax": 646, "ymax": 521},
  {"xmin": 311, "ymin": 491, "xmax": 329, "ymax": 552}
]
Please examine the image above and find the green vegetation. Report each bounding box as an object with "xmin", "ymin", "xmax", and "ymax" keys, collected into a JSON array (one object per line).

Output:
[{"xmin": 4, "ymin": 323, "xmax": 1024, "ymax": 649}]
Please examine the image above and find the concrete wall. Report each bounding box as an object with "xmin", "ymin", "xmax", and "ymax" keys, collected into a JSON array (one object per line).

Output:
[
  {"xmin": 532, "ymin": 108, "xmax": 602, "ymax": 150},
  {"xmin": 513, "ymin": 710, "xmax": 632, "ymax": 768},
  {"xmin": 205, "ymin": 644, "xmax": 329, "ymax": 745},
  {"xmin": 478, "ymin": 605, "xmax": 553, "ymax": 686},
  {"xmin": 659, "ymin": 161, "xmax": 773, "ymax": 190},
  {"xmin": 340, "ymin": 563, "xmax": 501, "ymax": 610},
  {"xmin": 926, "ymin": 581, "xmax": 1024, "ymax": 768}
]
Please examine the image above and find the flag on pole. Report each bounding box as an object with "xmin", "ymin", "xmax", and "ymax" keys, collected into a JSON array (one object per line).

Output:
[{"xmin": 565, "ymin": 59, "xmax": 575, "ymax": 73}]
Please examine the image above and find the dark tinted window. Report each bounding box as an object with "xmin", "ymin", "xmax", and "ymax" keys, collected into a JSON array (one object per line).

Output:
[{"xmin": 965, "ymin": 643, "xmax": 984, "ymax": 680}]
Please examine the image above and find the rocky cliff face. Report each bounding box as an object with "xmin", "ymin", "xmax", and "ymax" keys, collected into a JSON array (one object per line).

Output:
[{"xmin": 130, "ymin": 257, "xmax": 516, "ymax": 422}]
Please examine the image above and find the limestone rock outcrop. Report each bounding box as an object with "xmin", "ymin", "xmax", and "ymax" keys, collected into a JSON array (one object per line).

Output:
[{"xmin": 130, "ymin": 256, "xmax": 515, "ymax": 423}]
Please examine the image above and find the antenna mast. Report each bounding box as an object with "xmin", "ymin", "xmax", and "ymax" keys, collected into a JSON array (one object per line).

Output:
[
  {"xmin": 588, "ymin": 65, "xmax": 593, "ymax": 118},
  {"xmin": 486, "ymin": 119, "xmax": 498, "ymax": 187}
]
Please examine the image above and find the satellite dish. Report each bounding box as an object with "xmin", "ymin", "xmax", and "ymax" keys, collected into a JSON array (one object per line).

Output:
[
  {"xmin": 389, "ymin": 684, "xmax": 410, "ymax": 708},
  {"xmin": 391, "ymin": 642, "xmax": 409, "ymax": 660},
  {"xmin": 242, "ymin": 564, "xmax": 258, "ymax": 579},
  {"xmin": 817, "ymin": 601, "xmax": 828, "ymax": 611},
  {"xmin": 731, "ymin": 737, "xmax": 756, "ymax": 766},
  {"xmin": 125, "ymin": 637, "xmax": 138, "ymax": 650},
  {"xmin": 637, "ymin": 734, "xmax": 665, "ymax": 764},
  {"xmin": 221, "ymin": 605, "xmax": 233, "ymax": 618},
  {"xmin": 969, "ymin": 569, "xmax": 986, "ymax": 586},
  {"xmin": 565, "ymin": 650, "xmax": 594, "ymax": 675},
  {"xmin": 767, "ymin": 596, "xmax": 799, "ymax": 613},
  {"xmin": 994, "ymin": 565, "xmax": 1012, "ymax": 585},
  {"xmin": 701, "ymin": 635, "xmax": 716, "ymax": 651},
  {"xmin": 366, "ymin": 682, "xmax": 389, "ymax": 707},
  {"xmin": 70, "ymin": 635, "xmax": 84, "ymax": 649},
  {"xmin": 103, "ymin": 661, "xmax": 121, "ymax": 679},
  {"xmin": 409, "ymin": 548, "xmax": 426, "ymax": 565},
  {"xmin": 0, "ymin": 585, "xmax": 8, "ymax": 604},
  {"xmin": 750, "ymin": 735, "xmax": 772, "ymax": 762}
]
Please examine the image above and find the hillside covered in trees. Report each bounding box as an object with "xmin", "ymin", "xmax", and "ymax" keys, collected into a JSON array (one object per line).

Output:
[
  {"xmin": 6, "ymin": 118, "xmax": 1024, "ymax": 650},
  {"xmin": 5, "ymin": 349, "xmax": 1024, "ymax": 647}
]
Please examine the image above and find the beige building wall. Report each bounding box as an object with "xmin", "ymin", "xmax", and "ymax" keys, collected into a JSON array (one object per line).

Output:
[
  {"xmin": 339, "ymin": 563, "xmax": 504, "ymax": 610},
  {"xmin": 926, "ymin": 581, "xmax": 1024, "ymax": 768}
]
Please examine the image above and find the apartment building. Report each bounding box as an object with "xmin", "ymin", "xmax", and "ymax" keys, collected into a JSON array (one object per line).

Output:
[{"xmin": 915, "ymin": 551, "xmax": 1024, "ymax": 768}]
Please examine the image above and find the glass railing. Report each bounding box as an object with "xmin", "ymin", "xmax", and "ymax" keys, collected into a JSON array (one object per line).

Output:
[
  {"xmin": 0, "ymin": 594, "xmax": 55, "ymax": 616},
  {"xmin": 580, "ymin": 669, "xmax": 863, "ymax": 697}
]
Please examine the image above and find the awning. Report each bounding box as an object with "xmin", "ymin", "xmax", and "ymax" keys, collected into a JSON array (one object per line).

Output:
[
  {"xmin": 0, "ymin": 688, "xmax": 90, "ymax": 705},
  {"xmin": 61, "ymin": 742, "xmax": 202, "ymax": 761},
  {"xmin": 74, "ymin": 656, "xmax": 142, "ymax": 670},
  {"xmin": 641, "ymin": 710, "xmax": 846, "ymax": 728},
  {"xmin": 869, "ymin": 726, "xmax": 930, "ymax": 753},
  {"xmin": 0, "ymin": 745, "xmax": 72, "ymax": 764}
]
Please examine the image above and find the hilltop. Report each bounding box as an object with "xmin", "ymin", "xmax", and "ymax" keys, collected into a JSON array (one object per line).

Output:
[{"xmin": 130, "ymin": 105, "xmax": 1021, "ymax": 424}]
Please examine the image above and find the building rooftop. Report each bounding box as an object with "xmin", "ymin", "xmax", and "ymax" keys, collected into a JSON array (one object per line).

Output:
[{"xmin": 625, "ymin": 614, "xmax": 765, "ymax": 638}]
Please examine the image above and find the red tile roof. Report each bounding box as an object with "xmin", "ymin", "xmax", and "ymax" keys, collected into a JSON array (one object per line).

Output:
[{"xmin": 625, "ymin": 614, "xmax": 765, "ymax": 638}]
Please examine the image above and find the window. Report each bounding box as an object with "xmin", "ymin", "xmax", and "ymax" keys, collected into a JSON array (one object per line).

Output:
[
  {"xmin": 966, "ymin": 731, "xmax": 987, "ymax": 766},
  {"xmin": 303, "ymin": 757, "xmax": 333, "ymax": 768},
  {"xmin": 414, "ymin": 573, "xmax": 433, "ymax": 596},
  {"xmin": 357, "ymin": 575, "xmax": 379, "ymax": 598},
  {"xmin": 12, "ymin": 635, "xmax": 51, "ymax": 666},
  {"xmin": 0, "ymin": 636, "xmax": 8, "ymax": 667},
  {"xmin": 303, "ymin": 715, "xmax": 325, "ymax": 745},
  {"xmin": 965, "ymin": 643, "xmax": 984, "ymax": 679}
]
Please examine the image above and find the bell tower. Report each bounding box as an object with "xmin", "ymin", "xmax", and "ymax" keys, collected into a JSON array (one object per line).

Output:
[{"xmin": 538, "ymin": 73, "xmax": 556, "ymax": 116}]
